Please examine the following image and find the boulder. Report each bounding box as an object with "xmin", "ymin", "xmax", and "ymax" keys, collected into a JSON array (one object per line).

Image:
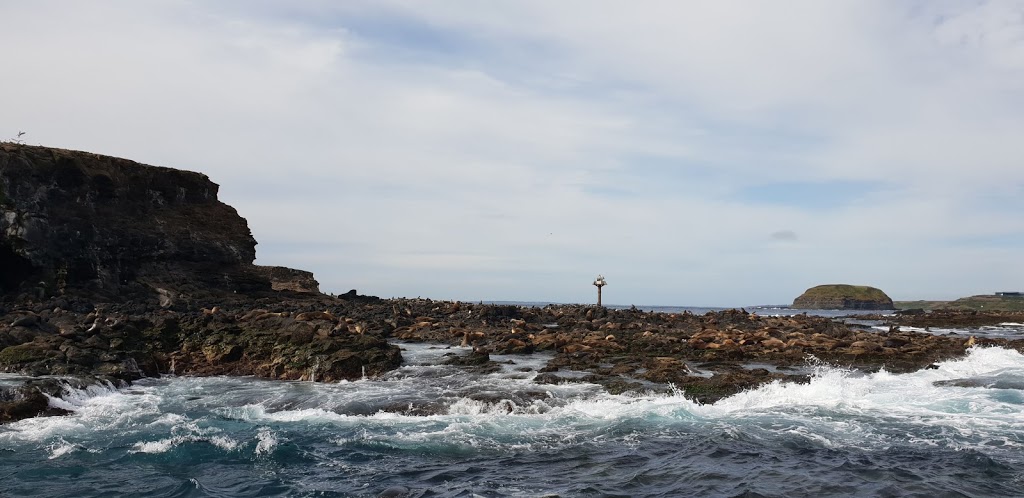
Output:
[{"xmin": 253, "ymin": 266, "xmax": 320, "ymax": 294}]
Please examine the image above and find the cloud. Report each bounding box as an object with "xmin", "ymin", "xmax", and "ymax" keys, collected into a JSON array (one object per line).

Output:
[
  {"xmin": 2, "ymin": 1, "xmax": 1023, "ymax": 305},
  {"xmin": 770, "ymin": 231, "xmax": 799, "ymax": 242}
]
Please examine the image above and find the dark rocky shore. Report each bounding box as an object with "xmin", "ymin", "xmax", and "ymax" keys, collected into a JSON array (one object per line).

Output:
[{"xmin": 2, "ymin": 143, "xmax": 1023, "ymax": 423}]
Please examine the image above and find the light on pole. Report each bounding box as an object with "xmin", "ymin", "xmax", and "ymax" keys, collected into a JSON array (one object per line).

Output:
[{"xmin": 593, "ymin": 275, "xmax": 607, "ymax": 307}]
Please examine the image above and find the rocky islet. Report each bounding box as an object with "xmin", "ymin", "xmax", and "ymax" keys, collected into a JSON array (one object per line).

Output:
[{"xmin": 792, "ymin": 284, "xmax": 894, "ymax": 310}]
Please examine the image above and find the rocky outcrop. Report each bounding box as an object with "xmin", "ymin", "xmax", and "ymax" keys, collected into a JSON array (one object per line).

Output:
[
  {"xmin": 793, "ymin": 284, "xmax": 894, "ymax": 310},
  {"xmin": 885, "ymin": 309, "xmax": 1024, "ymax": 328},
  {"xmin": 253, "ymin": 266, "xmax": 320, "ymax": 294},
  {"xmin": 350, "ymin": 300, "xmax": 1018, "ymax": 403},
  {"xmin": 0, "ymin": 296, "xmax": 405, "ymax": 422},
  {"xmin": 3, "ymin": 293, "xmax": 1020, "ymax": 419},
  {"xmin": 0, "ymin": 144, "xmax": 405, "ymax": 423},
  {"xmin": 0, "ymin": 143, "xmax": 270, "ymax": 302}
]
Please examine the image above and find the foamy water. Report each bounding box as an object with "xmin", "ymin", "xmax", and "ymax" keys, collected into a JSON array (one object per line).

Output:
[{"xmin": 2, "ymin": 343, "xmax": 1023, "ymax": 496}]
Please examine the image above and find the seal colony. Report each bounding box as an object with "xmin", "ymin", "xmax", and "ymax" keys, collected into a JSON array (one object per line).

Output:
[
  {"xmin": 5, "ymin": 294, "xmax": 1023, "ymax": 423},
  {"xmin": 2, "ymin": 143, "xmax": 1023, "ymax": 422}
]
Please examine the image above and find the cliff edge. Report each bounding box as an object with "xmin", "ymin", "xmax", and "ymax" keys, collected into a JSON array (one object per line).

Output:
[
  {"xmin": 0, "ymin": 144, "xmax": 401, "ymax": 423},
  {"xmin": 0, "ymin": 143, "xmax": 281, "ymax": 303},
  {"xmin": 792, "ymin": 284, "xmax": 894, "ymax": 310}
]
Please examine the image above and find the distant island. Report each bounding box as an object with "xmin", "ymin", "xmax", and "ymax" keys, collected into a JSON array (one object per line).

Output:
[
  {"xmin": 895, "ymin": 293, "xmax": 1024, "ymax": 312},
  {"xmin": 792, "ymin": 284, "xmax": 894, "ymax": 310}
]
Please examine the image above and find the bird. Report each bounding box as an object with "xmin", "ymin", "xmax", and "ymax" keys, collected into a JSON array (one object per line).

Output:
[{"xmin": 17, "ymin": 131, "xmax": 25, "ymax": 137}]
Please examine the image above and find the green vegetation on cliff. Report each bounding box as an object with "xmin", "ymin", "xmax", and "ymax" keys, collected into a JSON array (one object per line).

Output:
[
  {"xmin": 793, "ymin": 284, "xmax": 894, "ymax": 310},
  {"xmin": 895, "ymin": 295, "xmax": 1024, "ymax": 312}
]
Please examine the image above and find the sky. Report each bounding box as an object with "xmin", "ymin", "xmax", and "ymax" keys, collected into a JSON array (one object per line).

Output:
[{"xmin": 2, "ymin": 0, "xmax": 1024, "ymax": 306}]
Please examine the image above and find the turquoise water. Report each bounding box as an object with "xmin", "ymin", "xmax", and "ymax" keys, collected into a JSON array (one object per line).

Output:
[{"xmin": 3, "ymin": 343, "xmax": 1024, "ymax": 496}]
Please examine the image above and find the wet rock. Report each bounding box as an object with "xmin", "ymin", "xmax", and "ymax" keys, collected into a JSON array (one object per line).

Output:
[
  {"xmin": 0, "ymin": 384, "xmax": 60, "ymax": 423},
  {"xmin": 890, "ymin": 309, "xmax": 1024, "ymax": 328},
  {"xmin": 534, "ymin": 372, "xmax": 568, "ymax": 385},
  {"xmin": 443, "ymin": 348, "xmax": 500, "ymax": 374}
]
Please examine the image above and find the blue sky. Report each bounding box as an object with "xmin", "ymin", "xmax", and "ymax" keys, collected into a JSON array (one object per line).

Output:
[{"xmin": 3, "ymin": 1, "xmax": 1024, "ymax": 306}]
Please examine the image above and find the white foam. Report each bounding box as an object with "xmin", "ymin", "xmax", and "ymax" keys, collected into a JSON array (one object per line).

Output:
[
  {"xmin": 5, "ymin": 346, "xmax": 1023, "ymax": 463},
  {"xmin": 130, "ymin": 429, "xmax": 240, "ymax": 454},
  {"xmin": 0, "ymin": 381, "xmax": 156, "ymax": 445},
  {"xmin": 254, "ymin": 427, "xmax": 277, "ymax": 456},
  {"xmin": 447, "ymin": 397, "xmax": 542, "ymax": 416},
  {"xmin": 933, "ymin": 346, "xmax": 1024, "ymax": 378},
  {"xmin": 219, "ymin": 404, "xmax": 355, "ymax": 424},
  {"xmin": 45, "ymin": 381, "xmax": 121, "ymax": 412},
  {"xmin": 209, "ymin": 435, "xmax": 240, "ymax": 451},
  {"xmin": 206, "ymin": 347, "xmax": 1024, "ymax": 455},
  {"xmin": 46, "ymin": 439, "xmax": 79, "ymax": 459},
  {"xmin": 150, "ymin": 413, "xmax": 187, "ymax": 426},
  {"xmin": 132, "ymin": 438, "xmax": 177, "ymax": 454}
]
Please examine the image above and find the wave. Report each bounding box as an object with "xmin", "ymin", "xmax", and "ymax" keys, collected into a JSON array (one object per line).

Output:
[
  {"xmin": 3, "ymin": 346, "xmax": 1023, "ymax": 467},
  {"xmin": 188, "ymin": 347, "xmax": 1022, "ymax": 462}
]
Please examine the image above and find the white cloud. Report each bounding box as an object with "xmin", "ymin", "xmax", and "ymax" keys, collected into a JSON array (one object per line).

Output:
[{"xmin": 2, "ymin": 1, "xmax": 1023, "ymax": 305}]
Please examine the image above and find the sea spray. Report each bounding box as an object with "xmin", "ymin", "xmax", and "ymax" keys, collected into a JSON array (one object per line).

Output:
[
  {"xmin": 2, "ymin": 344, "xmax": 1023, "ymax": 497},
  {"xmin": 254, "ymin": 427, "xmax": 278, "ymax": 456}
]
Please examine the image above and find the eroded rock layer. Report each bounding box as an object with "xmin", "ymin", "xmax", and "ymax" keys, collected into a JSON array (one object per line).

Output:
[
  {"xmin": 0, "ymin": 145, "xmax": 400, "ymax": 422},
  {"xmin": 0, "ymin": 143, "xmax": 264, "ymax": 301}
]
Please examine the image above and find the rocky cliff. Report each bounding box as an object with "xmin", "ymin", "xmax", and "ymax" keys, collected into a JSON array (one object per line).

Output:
[
  {"xmin": 253, "ymin": 265, "xmax": 321, "ymax": 294},
  {"xmin": 792, "ymin": 284, "xmax": 894, "ymax": 310},
  {"xmin": 0, "ymin": 143, "xmax": 271, "ymax": 303},
  {"xmin": 0, "ymin": 144, "xmax": 405, "ymax": 422}
]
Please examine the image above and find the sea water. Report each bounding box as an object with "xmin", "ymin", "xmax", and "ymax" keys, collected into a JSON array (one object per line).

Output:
[{"xmin": 2, "ymin": 341, "xmax": 1024, "ymax": 497}]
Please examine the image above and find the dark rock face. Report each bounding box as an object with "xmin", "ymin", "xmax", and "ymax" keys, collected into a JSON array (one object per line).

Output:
[
  {"xmin": 0, "ymin": 300, "xmax": 404, "ymax": 391},
  {"xmin": 0, "ymin": 144, "xmax": 406, "ymax": 423},
  {"xmin": 793, "ymin": 284, "xmax": 894, "ymax": 310},
  {"xmin": 253, "ymin": 266, "xmax": 320, "ymax": 294},
  {"xmin": 0, "ymin": 143, "xmax": 265, "ymax": 301}
]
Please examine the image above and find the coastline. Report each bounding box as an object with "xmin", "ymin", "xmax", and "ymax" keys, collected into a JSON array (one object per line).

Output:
[
  {"xmin": 4, "ymin": 293, "xmax": 1022, "ymax": 423},
  {"xmin": 3, "ymin": 143, "xmax": 1023, "ymax": 424}
]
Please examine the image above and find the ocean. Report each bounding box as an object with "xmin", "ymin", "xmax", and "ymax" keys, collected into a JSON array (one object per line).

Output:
[
  {"xmin": 494, "ymin": 303, "xmax": 894, "ymax": 320},
  {"xmin": 3, "ymin": 322, "xmax": 1024, "ymax": 497}
]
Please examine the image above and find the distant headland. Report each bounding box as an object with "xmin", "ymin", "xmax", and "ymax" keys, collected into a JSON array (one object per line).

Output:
[{"xmin": 895, "ymin": 293, "xmax": 1024, "ymax": 312}]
